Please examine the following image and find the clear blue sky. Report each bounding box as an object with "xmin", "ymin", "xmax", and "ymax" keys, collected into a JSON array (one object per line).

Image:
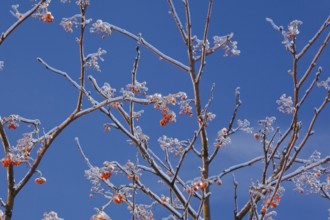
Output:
[{"xmin": 0, "ymin": 1, "xmax": 329, "ymax": 219}]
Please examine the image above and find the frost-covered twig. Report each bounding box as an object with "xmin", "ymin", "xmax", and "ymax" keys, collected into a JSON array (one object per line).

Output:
[
  {"xmin": 130, "ymin": 45, "xmax": 141, "ymax": 135},
  {"xmin": 195, "ymin": 0, "xmax": 213, "ymax": 83},
  {"xmin": 75, "ymin": 137, "xmax": 93, "ymax": 169},
  {"xmin": 167, "ymin": 0, "xmax": 187, "ymax": 42},
  {"xmin": 233, "ymin": 176, "xmax": 238, "ymax": 218},
  {"xmin": 90, "ymin": 20, "xmax": 189, "ymax": 72},
  {"xmin": 298, "ymin": 32, "xmax": 330, "ymax": 88},
  {"xmin": 227, "ymin": 87, "xmax": 242, "ymax": 134},
  {"xmin": 0, "ymin": 0, "xmax": 46, "ymax": 46},
  {"xmin": 297, "ymin": 67, "xmax": 322, "ymax": 107},
  {"xmin": 37, "ymin": 57, "xmax": 83, "ymax": 94},
  {"xmin": 171, "ymin": 130, "xmax": 202, "ymax": 185},
  {"xmin": 296, "ymin": 15, "xmax": 330, "ymax": 60},
  {"xmin": 288, "ymin": 91, "xmax": 330, "ymax": 169},
  {"xmin": 218, "ymin": 156, "xmax": 264, "ymax": 179},
  {"xmin": 76, "ymin": 4, "xmax": 88, "ymax": 112},
  {"xmin": 273, "ymin": 155, "xmax": 330, "ymax": 183}
]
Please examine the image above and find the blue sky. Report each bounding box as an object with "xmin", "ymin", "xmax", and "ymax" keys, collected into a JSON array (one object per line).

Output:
[{"xmin": 0, "ymin": 0, "xmax": 329, "ymax": 219}]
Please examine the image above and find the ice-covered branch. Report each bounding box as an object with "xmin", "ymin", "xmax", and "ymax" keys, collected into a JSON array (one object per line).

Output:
[
  {"xmin": 195, "ymin": 0, "xmax": 213, "ymax": 83},
  {"xmin": 90, "ymin": 20, "xmax": 189, "ymax": 72},
  {"xmin": 297, "ymin": 15, "xmax": 330, "ymax": 60},
  {"xmin": 218, "ymin": 156, "xmax": 264, "ymax": 179},
  {"xmin": 167, "ymin": 0, "xmax": 187, "ymax": 42},
  {"xmin": 0, "ymin": 0, "xmax": 46, "ymax": 46},
  {"xmin": 298, "ymin": 32, "xmax": 330, "ymax": 88}
]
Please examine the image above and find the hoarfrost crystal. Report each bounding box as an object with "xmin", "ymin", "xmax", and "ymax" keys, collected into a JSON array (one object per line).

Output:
[
  {"xmin": 276, "ymin": 94, "xmax": 294, "ymax": 114},
  {"xmin": 0, "ymin": 61, "xmax": 4, "ymax": 71}
]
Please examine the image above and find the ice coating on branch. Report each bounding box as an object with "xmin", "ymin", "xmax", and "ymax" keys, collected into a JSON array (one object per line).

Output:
[
  {"xmin": 60, "ymin": 14, "xmax": 92, "ymax": 33},
  {"xmin": 317, "ymin": 77, "xmax": 330, "ymax": 90},
  {"xmin": 101, "ymin": 83, "xmax": 116, "ymax": 98},
  {"xmin": 90, "ymin": 19, "xmax": 113, "ymax": 36},
  {"xmin": 292, "ymin": 151, "xmax": 330, "ymax": 195},
  {"xmin": 213, "ymin": 33, "xmax": 240, "ymax": 56},
  {"xmin": 126, "ymin": 81, "xmax": 148, "ymax": 95},
  {"xmin": 258, "ymin": 116, "xmax": 276, "ymax": 133},
  {"xmin": 192, "ymin": 33, "xmax": 240, "ymax": 59},
  {"xmin": 266, "ymin": 18, "xmax": 303, "ymax": 52},
  {"xmin": 192, "ymin": 35, "xmax": 210, "ymax": 59},
  {"xmin": 276, "ymin": 94, "xmax": 294, "ymax": 114},
  {"xmin": 10, "ymin": 4, "xmax": 22, "ymax": 19},
  {"xmin": 237, "ymin": 119, "xmax": 253, "ymax": 133},
  {"xmin": 158, "ymin": 135, "xmax": 186, "ymax": 156},
  {"xmin": 84, "ymin": 48, "xmax": 107, "ymax": 71},
  {"xmin": 129, "ymin": 204, "xmax": 155, "ymax": 220},
  {"xmin": 85, "ymin": 166, "xmax": 103, "ymax": 193},
  {"xmin": 288, "ymin": 20, "xmax": 303, "ymax": 35},
  {"xmin": 214, "ymin": 128, "xmax": 231, "ymax": 148},
  {"xmin": 42, "ymin": 211, "xmax": 63, "ymax": 220},
  {"xmin": 133, "ymin": 126, "xmax": 149, "ymax": 143},
  {"xmin": 0, "ymin": 61, "xmax": 4, "ymax": 71}
]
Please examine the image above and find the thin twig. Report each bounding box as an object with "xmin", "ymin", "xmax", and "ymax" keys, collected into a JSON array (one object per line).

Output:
[
  {"xmin": 0, "ymin": 0, "xmax": 46, "ymax": 46},
  {"xmin": 297, "ymin": 32, "xmax": 330, "ymax": 88},
  {"xmin": 76, "ymin": 4, "xmax": 87, "ymax": 112},
  {"xmin": 104, "ymin": 23, "xmax": 189, "ymax": 72},
  {"xmin": 75, "ymin": 137, "xmax": 93, "ymax": 169},
  {"xmin": 296, "ymin": 15, "xmax": 330, "ymax": 60},
  {"xmin": 167, "ymin": 0, "xmax": 187, "ymax": 43},
  {"xmin": 196, "ymin": 0, "xmax": 213, "ymax": 83},
  {"xmin": 130, "ymin": 45, "xmax": 141, "ymax": 134}
]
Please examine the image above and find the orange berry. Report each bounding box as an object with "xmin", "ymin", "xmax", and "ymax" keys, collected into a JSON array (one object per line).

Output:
[
  {"xmin": 35, "ymin": 177, "xmax": 46, "ymax": 185},
  {"xmin": 270, "ymin": 201, "xmax": 277, "ymax": 208},
  {"xmin": 41, "ymin": 12, "xmax": 54, "ymax": 23},
  {"xmin": 12, "ymin": 160, "xmax": 23, "ymax": 166},
  {"xmin": 1, "ymin": 156, "xmax": 12, "ymax": 167},
  {"xmin": 113, "ymin": 194, "xmax": 124, "ymax": 204},
  {"xmin": 100, "ymin": 171, "xmax": 112, "ymax": 180},
  {"xmin": 275, "ymin": 194, "xmax": 281, "ymax": 202},
  {"xmin": 260, "ymin": 207, "xmax": 267, "ymax": 215},
  {"xmin": 7, "ymin": 123, "xmax": 17, "ymax": 130},
  {"xmin": 253, "ymin": 133, "xmax": 259, "ymax": 140},
  {"xmin": 198, "ymin": 181, "xmax": 208, "ymax": 189}
]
